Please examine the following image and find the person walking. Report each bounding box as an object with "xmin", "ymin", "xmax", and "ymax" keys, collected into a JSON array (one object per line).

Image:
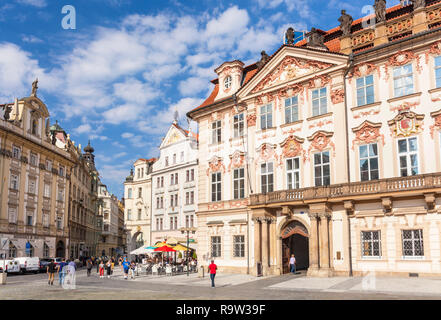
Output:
[
  {"xmin": 57, "ymin": 258, "xmax": 67, "ymax": 286},
  {"xmin": 66, "ymin": 260, "xmax": 77, "ymax": 289},
  {"xmin": 122, "ymin": 257, "xmax": 130, "ymax": 280},
  {"xmin": 129, "ymin": 261, "xmax": 136, "ymax": 279},
  {"xmin": 106, "ymin": 260, "xmax": 112, "ymax": 279},
  {"xmin": 47, "ymin": 259, "xmax": 56, "ymax": 286},
  {"xmin": 99, "ymin": 260, "xmax": 105, "ymax": 278},
  {"xmin": 208, "ymin": 260, "xmax": 217, "ymax": 288},
  {"xmin": 96, "ymin": 258, "xmax": 100, "ymax": 273},
  {"xmin": 289, "ymin": 254, "xmax": 296, "ymax": 274},
  {"xmin": 86, "ymin": 258, "xmax": 93, "ymax": 277}
]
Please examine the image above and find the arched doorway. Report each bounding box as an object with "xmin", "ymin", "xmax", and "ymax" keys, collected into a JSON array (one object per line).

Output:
[
  {"xmin": 281, "ymin": 220, "xmax": 309, "ymax": 273},
  {"xmin": 56, "ymin": 240, "xmax": 65, "ymax": 258}
]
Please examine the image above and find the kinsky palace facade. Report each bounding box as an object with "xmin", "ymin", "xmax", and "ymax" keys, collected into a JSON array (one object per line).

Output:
[{"xmin": 187, "ymin": 0, "xmax": 441, "ymax": 277}]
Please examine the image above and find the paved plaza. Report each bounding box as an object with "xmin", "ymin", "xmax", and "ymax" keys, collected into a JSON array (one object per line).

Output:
[{"xmin": 1, "ymin": 268, "xmax": 441, "ymax": 300}]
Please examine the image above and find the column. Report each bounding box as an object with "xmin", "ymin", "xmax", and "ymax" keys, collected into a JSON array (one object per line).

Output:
[
  {"xmin": 307, "ymin": 213, "xmax": 319, "ymax": 276},
  {"xmin": 261, "ymin": 218, "xmax": 269, "ymax": 275},
  {"xmin": 253, "ymin": 218, "xmax": 261, "ymax": 274},
  {"xmin": 269, "ymin": 218, "xmax": 277, "ymax": 275},
  {"xmin": 318, "ymin": 212, "xmax": 332, "ymax": 277}
]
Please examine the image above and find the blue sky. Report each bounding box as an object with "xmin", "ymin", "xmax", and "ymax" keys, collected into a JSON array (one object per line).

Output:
[{"xmin": 0, "ymin": 0, "xmax": 402, "ymax": 198}]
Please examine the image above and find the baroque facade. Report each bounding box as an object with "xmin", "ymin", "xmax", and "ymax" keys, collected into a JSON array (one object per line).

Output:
[{"xmin": 188, "ymin": 0, "xmax": 441, "ymax": 277}]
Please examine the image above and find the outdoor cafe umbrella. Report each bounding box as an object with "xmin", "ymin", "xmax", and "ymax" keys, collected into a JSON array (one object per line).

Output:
[
  {"xmin": 154, "ymin": 246, "xmax": 176, "ymax": 265},
  {"xmin": 172, "ymin": 244, "xmax": 189, "ymax": 251}
]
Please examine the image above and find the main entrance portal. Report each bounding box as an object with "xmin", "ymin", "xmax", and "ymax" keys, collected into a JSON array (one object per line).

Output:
[{"xmin": 281, "ymin": 220, "xmax": 309, "ymax": 274}]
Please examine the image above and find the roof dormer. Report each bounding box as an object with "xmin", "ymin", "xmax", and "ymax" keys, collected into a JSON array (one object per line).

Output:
[{"xmin": 214, "ymin": 60, "xmax": 245, "ymax": 101}]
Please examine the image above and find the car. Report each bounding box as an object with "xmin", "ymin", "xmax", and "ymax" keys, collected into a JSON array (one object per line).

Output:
[
  {"xmin": 0, "ymin": 260, "xmax": 21, "ymax": 274},
  {"xmin": 39, "ymin": 258, "xmax": 52, "ymax": 273},
  {"xmin": 13, "ymin": 257, "xmax": 40, "ymax": 274}
]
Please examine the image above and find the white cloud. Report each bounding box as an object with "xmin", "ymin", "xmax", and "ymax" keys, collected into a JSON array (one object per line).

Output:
[
  {"xmin": 16, "ymin": 0, "xmax": 47, "ymax": 8},
  {"xmin": 74, "ymin": 123, "xmax": 92, "ymax": 134},
  {"xmin": 21, "ymin": 35, "xmax": 43, "ymax": 43},
  {"xmin": 113, "ymin": 78, "xmax": 158, "ymax": 104}
]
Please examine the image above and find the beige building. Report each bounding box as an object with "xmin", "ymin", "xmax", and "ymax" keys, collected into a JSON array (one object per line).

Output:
[
  {"xmin": 0, "ymin": 83, "xmax": 74, "ymax": 258},
  {"xmin": 117, "ymin": 200, "xmax": 127, "ymax": 255},
  {"xmin": 124, "ymin": 158, "xmax": 156, "ymax": 253},
  {"xmin": 188, "ymin": 1, "xmax": 441, "ymax": 277}
]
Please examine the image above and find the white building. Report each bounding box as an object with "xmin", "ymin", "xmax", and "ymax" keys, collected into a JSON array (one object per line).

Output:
[
  {"xmin": 151, "ymin": 120, "xmax": 198, "ymax": 246},
  {"xmin": 97, "ymin": 183, "xmax": 121, "ymax": 256}
]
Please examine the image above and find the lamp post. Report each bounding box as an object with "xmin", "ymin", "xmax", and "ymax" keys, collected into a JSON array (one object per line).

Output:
[{"xmin": 180, "ymin": 227, "xmax": 196, "ymax": 276}]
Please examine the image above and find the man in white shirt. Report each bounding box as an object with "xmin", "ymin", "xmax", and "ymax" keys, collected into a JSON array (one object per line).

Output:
[{"xmin": 289, "ymin": 254, "xmax": 296, "ymax": 274}]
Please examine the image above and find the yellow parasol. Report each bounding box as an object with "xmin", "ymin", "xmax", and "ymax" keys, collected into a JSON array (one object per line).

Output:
[
  {"xmin": 172, "ymin": 244, "xmax": 189, "ymax": 251},
  {"xmin": 154, "ymin": 241, "xmax": 173, "ymax": 248}
]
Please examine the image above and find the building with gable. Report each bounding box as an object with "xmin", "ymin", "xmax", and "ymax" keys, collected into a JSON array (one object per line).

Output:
[{"xmin": 188, "ymin": 0, "xmax": 441, "ymax": 277}]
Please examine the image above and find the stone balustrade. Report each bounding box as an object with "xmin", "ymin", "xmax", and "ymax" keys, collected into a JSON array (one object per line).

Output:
[{"xmin": 250, "ymin": 173, "xmax": 441, "ymax": 205}]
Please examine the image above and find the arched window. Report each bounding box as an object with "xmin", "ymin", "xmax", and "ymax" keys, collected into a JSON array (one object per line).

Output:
[
  {"xmin": 31, "ymin": 119, "xmax": 38, "ymax": 135},
  {"xmin": 8, "ymin": 242, "xmax": 17, "ymax": 258},
  {"xmin": 224, "ymin": 76, "xmax": 232, "ymax": 89}
]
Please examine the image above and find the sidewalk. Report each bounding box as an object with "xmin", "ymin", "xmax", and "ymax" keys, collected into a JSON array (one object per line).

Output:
[{"xmin": 269, "ymin": 274, "xmax": 441, "ymax": 297}]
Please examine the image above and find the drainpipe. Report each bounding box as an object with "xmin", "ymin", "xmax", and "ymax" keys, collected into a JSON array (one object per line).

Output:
[{"xmin": 344, "ymin": 53, "xmax": 354, "ymax": 277}]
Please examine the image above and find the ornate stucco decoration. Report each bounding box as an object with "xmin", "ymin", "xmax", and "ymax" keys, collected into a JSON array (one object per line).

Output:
[
  {"xmin": 279, "ymin": 135, "xmax": 305, "ymax": 163},
  {"xmin": 231, "ymin": 103, "xmax": 247, "ymax": 115},
  {"xmin": 246, "ymin": 113, "xmax": 256, "ymax": 127},
  {"xmin": 228, "ymin": 151, "xmax": 246, "ymax": 172},
  {"xmin": 353, "ymin": 107, "xmax": 380, "ymax": 119},
  {"xmin": 330, "ymin": 88, "xmax": 345, "ymax": 104},
  {"xmin": 306, "ymin": 74, "xmax": 332, "ymax": 90},
  {"xmin": 206, "ymin": 156, "xmax": 226, "ymax": 176},
  {"xmin": 388, "ymin": 111, "xmax": 425, "ymax": 138},
  {"xmin": 251, "ymin": 56, "xmax": 333, "ymax": 94},
  {"xmin": 307, "ymin": 130, "xmax": 335, "ymax": 160},
  {"xmin": 425, "ymin": 41, "xmax": 441, "ymax": 64},
  {"xmin": 348, "ymin": 62, "xmax": 381, "ymax": 83},
  {"xmin": 384, "ymin": 51, "xmax": 421, "ymax": 80},
  {"xmin": 430, "ymin": 109, "xmax": 441, "ymax": 138},
  {"xmin": 351, "ymin": 120, "xmax": 385, "ymax": 150},
  {"xmin": 308, "ymin": 119, "xmax": 333, "ymax": 129},
  {"xmin": 389, "ymin": 101, "xmax": 420, "ymax": 112},
  {"xmin": 255, "ymin": 143, "xmax": 279, "ymax": 166}
]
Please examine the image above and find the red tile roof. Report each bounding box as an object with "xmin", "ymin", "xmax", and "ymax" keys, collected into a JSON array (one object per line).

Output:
[{"xmin": 138, "ymin": 158, "xmax": 157, "ymax": 163}]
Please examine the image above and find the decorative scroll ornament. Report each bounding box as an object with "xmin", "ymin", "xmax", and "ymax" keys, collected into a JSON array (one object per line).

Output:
[
  {"xmin": 430, "ymin": 109, "xmax": 441, "ymax": 138},
  {"xmin": 307, "ymin": 130, "xmax": 335, "ymax": 160},
  {"xmin": 306, "ymin": 74, "xmax": 331, "ymax": 89},
  {"xmin": 425, "ymin": 41, "xmax": 441, "ymax": 64},
  {"xmin": 255, "ymin": 143, "xmax": 279, "ymax": 165},
  {"xmin": 331, "ymin": 88, "xmax": 345, "ymax": 104},
  {"xmin": 385, "ymin": 51, "xmax": 421, "ymax": 80},
  {"xmin": 351, "ymin": 120, "xmax": 385, "ymax": 150},
  {"xmin": 348, "ymin": 63, "xmax": 381, "ymax": 83},
  {"xmin": 228, "ymin": 151, "xmax": 245, "ymax": 172},
  {"xmin": 206, "ymin": 157, "xmax": 226, "ymax": 176},
  {"xmin": 247, "ymin": 113, "xmax": 257, "ymax": 127},
  {"xmin": 280, "ymin": 135, "xmax": 305, "ymax": 159},
  {"xmin": 388, "ymin": 111, "xmax": 424, "ymax": 138}
]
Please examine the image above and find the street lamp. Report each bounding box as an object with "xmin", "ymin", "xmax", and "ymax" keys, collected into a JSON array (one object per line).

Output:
[{"xmin": 180, "ymin": 227, "xmax": 196, "ymax": 276}]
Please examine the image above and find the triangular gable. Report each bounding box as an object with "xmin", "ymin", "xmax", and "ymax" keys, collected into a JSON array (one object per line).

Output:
[
  {"xmin": 160, "ymin": 123, "xmax": 187, "ymax": 149},
  {"xmin": 22, "ymin": 96, "xmax": 50, "ymax": 118},
  {"xmin": 238, "ymin": 46, "xmax": 348, "ymax": 98}
]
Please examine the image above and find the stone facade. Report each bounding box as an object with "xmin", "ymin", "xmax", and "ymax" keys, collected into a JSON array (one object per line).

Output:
[{"xmin": 188, "ymin": 1, "xmax": 441, "ymax": 277}]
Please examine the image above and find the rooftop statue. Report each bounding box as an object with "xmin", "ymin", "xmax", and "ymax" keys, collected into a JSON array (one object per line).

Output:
[
  {"xmin": 286, "ymin": 27, "xmax": 295, "ymax": 45},
  {"xmin": 411, "ymin": 0, "xmax": 425, "ymax": 9},
  {"xmin": 374, "ymin": 0, "xmax": 387, "ymax": 23},
  {"xmin": 31, "ymin": 78, "xmax": 38, "ymax": 97},
  {"xmin": 338, "ymin": 10, "xmax": 353, "ymax": 36}
]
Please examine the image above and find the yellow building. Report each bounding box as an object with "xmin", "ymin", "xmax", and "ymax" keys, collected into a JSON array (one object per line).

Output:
[
  {"xmin": 0, "ymin": 82, "xmax": 75, "ymax": 258},
  {"xmin": 188, "ymin": 1, "xmax": 441, "ymax": 277}
]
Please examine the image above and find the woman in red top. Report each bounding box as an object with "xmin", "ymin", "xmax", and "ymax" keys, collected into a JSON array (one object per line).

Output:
[{"xmin": 208, "ymin": 260, "xmax": 217, "ymax": 288}]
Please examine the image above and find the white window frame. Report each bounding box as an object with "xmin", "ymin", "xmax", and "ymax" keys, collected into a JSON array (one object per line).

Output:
[
  {"xmin": 212, "ymin": 120, "xmax": 222, "ymax": 144},
  {"xmin": 260, "ymin": 162, "xmax": 274, "ymax": 194},
  {"xmin": 361, "ymin": 230, "xmax": 381, "ymax": 258},
  {"xmin": 211, "ymin": 172, "xmax": 222, "ymax": 202},
  {"xmin": 393, "ymin": 63, "xmax": 414, "ymax": 97},
  {"xmin": 286, "ymin": 157, "xmax": 300, "ymax": 189},
  {"xmin": 211, "ymin": 236, "xmax": 221, "ymax": 258},
  {"xmin": 356, "ymin": 75, "xmax": 374, "ymax": 106},
  {"xmin": 224, "ymin": 76, "xmax": 232, "ymax": 89},
  {"xmin": 260, "ymin": 104, "xmax": 272, "ymax": 130},
  {"xmin": 233, "ymin": 235, "xmax": 245, "ymax": 258},
  {"xmin": 285, "ymin": 96, "xmax": 299, "ymax": 124},
  {"xmin": 12, "ymin": 146, "xmax": 20, "ymax": 160},
  {"xmin": 314, "ymin": 151, "xmax": 330, "ymax": 187},
  {"xmin": 233, "ymin": 168, "xmax": 245, "ymax": 200},
  {"xmin": 397, "ymin": 137, "xmax": 419, "ymax": 177},
  {"xmin": 402, "ymin": 229, "xmax": 424, "ymax": 258},
  {"xmin": 359, "ymin": 143, "xmax": 379, "ymax": 181},
  {"xmin": 8, "ymin": 207, "xmax": 17, "ymax": 224},
  {"xmin": 233, "ymin": 113, "xmax": 245, "ymax": 138},
  {"xmin": 10, "ymin": 173, "xmax": 19, "ymax": 190},
  {"xmin": 435, "ymin": 56, "xmax": 441, "ymax": 88},
  {"xmin": 312, "ymin": 87, "xmax": 327, "ymax": 116}
]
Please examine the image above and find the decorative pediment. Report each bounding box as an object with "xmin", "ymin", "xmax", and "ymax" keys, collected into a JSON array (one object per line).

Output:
[
  {"xmin": 228, "ymin": 151, "xmax": 246, "ymax": 172},
  {"xmin": 255, "ymin": 143, "xmax": 279, "ymax": 165},
  {"xmin": 160, "ymin": 125, "xmax": 186, "ymax": 148},
  {"xmin": 307, "ymin": 130, "xmax": 335, "ymax": 159},
  {"xmin": 206, "ymin": 156, "xmax": 225, "ymax": 176},
  {"xmin": 349, "ymin": 62, "xmax": 380, "ymax": 80},
  {"xmin": 388, "ymin": 111, "xmax": 425, "ymax": 138},
  {"xmin": 430, "ymin": 109, "xmax": 441, "ymax": 138},
  {"xmin": 425, "ymin": 41, "xmax": 441, "ymax": 63},
  {"xmin": 251, "ymin": 55, "xmax": 334, "ymax": 94},
  {"xmin": 23, "ymin": 96, "xmax": 50, "ymax": 118},
  {"xmin": 351, "ymin": 120, "xmax": 384, "ymax": 150},
  {"xmin": 280, "ymin": 135, "xmax": 305, "ymax": 160}
]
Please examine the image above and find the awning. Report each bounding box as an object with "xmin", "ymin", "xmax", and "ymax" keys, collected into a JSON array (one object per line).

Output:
[
  {"xmin": 10, "ymin": 239, "xmax": 24, "ymax": 249},
  {"xmin": 206, "ymin": 220, "xmax": 224, "ymax": 226}
]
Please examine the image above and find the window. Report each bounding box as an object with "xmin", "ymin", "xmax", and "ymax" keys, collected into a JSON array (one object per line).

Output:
[
  {"xmin": 359, "ymin": 143, "xmax": 379, "ymax": 181},
  {"xmin": 28, "ymin": 179, "xmax": 36, "ymax": 194},
  {"xmin": 8, "ymin": 207, "xmax": 17, "ymax": 224},
  {"xmin": 175, "ymin": 173, "xmax": 178, "ymax": 184},
  {"xmin": 356, "ymin": 75, "xmax": 374, "ymax": 106},
  {"xmin": 171, "ymin": 174, "xmax": 174, "ymax": 185},
  {"xmin": 361, "ymin": 231, "xmax": 381, "ymax": 257},
  {"xmin": 138, "ymin": 209, "xmax": 142, "ymax": 220},
  {"xmin": 9, "ymin": 243, "xmax": 17, "ymax": 258},
  {"xmin": 141, "ymin": 168, "xmax": 144, "ymax": 177},
  {"xmin": 157, "ymin": 177, "xmax": 160, "ymax": 188},
  {"xmin": 233, "ymin": 113, "xmax": 245, "ymax": 138},
  {"xmin": 26, "ymin": 242, "xmax": 34, "ymax": 257},
  {"xmin": 174, "ymin": 217, "xmax": 178, "ymax": 230},
  {"xmin": 10, "ymin": 173, "xmax": 19, "ymax": 190},
  {"xmin": 170, "ymin": 217, "xmax": 174, "ymax": 230},
  {"xmin": 59, "ymin": 166, "xmax": 64, "ymax": 177},
  {"xmin": 57, "ymin": 189, "xmax": 64, "ymax": 202},
  {"xmin": 190, "ymin": 169, "xmax": 194, "ymax": 181},
  {"xmin": 26, "ymin": 212, "xmax": 33, "ymax": 226},
  {"xmin": 402, "ymin": 229, "xmax": 424, "ymax": 257},
  {"xmin": 212, "ymin": 120, "xmax": 222, "ymax": 144},
  {"xmin": 190, "ymin": 215, "xmax": 194, "ymax": 227},
  {"xmin": 224, "ymin": 76, "xmax": 232, "ymax": 89},
  {"xmin": 312, "ymin": 87, "xmax": 327, "ymax": 116},
  {"xmin": 12, "ymin": 146, "xmax": 20, "ymax": 159},
  {"xmin": 44, "ymin": 184, "xmax": 51, "ymax": 198},
  {"xmin": 233, "ymin": 168, "xmax": 245, "ymax": 199},
  {"xmin": 43, "ymin": 243, "xmax": 49, "ymax": 258},
  {"xmin": 173, "ymin": 154, "xmax": 176, "ymax": 164},
  {"xmin": 31, "ymin": 119, "xmax": 38, "ymax": 135},
  {"xmin": 211, "ymin": 172, "xmax": 222, "ymax": 202},
  {"xmin": 29, "ymin": 153, "xmax": 37, "ymax": 166},
  {"xmin": 181, "ymin": 151, "xmax": 184, "ymax": 162},
  {"xmin": 436, "ymin": 56, "xmax": 441, "ymax": 88},
  {"xmin": 46, "ymin": 160, "xmax": 52, "ymax": 171},
  {"xmin": 160, "ymin": 218, "xmax": 163, "ymax": 230},
  {"xmin": 156, "ymin": 197, "xmax": 160, "ymax": 209},
  {"xmin": 233, "ymin": 235, "xmax": 245, "ymax": 258},
  {"xmin": 260, "ymin": 162, "xmax": 274, "ymax": 193},
  {"xmin": 56, "ymin": 216, "xmax": 63, "ymax": 229},
  {"xmin": 137, "ymin": 169, "xmax": 140, "ymax": 179},
  {"xmin": 211, "ymin": 236, "xmax": 221, "ymax": 258},
  {"xmin": 398, "ymin": 137, "xmax": 418, "ymax": 176},
  {"xmin": 314, "ymin": 151, "xmax": 330, "ymax": 186},
  {"xmin": 138, "ymin": 187, "xmax": 142, "ymax": 198},
  {"xmin": 186, "ymin": 216, "xmax": 189, "ymax": 228},
  {"xmin": 286, "ymin": 158, "xmax": 300, "ymax": 189},
  {"xmin": 285, "ymin": 96, "xmax": 299, "ymax": 124},
  {"xmin": 127, "ymin": 209, "xmax": 132, "ymax": 221},
  {"xmin": 260, "ymin": 104, "xmax": 272, "ymax": 130},
  {"xmin": 394, "ymin": 64, "xmax": 414, "ymax": 97},
  {"xmin": 186, "ymin": 170, "xmax": 190, "ymax": 182},
  {"xmin": 161, "ymin": 177, "xmax": 164, "ymax": 187},
  {"xmin": 43, "ymin": 213, "xmax": 49, "ymax": 227},
  {"xmin": 160, "ymin": 196, "xmax": 164, "ymax": 208}
]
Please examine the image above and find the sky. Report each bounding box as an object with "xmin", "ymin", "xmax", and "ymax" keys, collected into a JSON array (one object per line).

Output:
[{"xmin": 0, "ymin": 0, "xmax": 402, "ymax": 198}]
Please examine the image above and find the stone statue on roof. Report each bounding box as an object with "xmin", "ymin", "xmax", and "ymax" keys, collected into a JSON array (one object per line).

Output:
[
  {"xmin": 338, "ymin": 10, "xmax": 353, "ymax": 36},
  {"xmin": 286, "ymin": 27, "xmax": 295, "ymax": 45},
  {"xmin": 256, "ymin": 50, "xmax": 270, "ymax": 69},
  {"xmin": 306, "ymin": 28, "xmax": 328, "ymax": 50},
  {"xmin": 374, "ymin": 0, "xmax": 387, "ymax": 23},
  {"xmin": 410, "ymin": 0, "xmax": 425, "ymax": 9},
  {"xmin": 31, "ymin": 78, "xmax": 38, "ymax": 97}
]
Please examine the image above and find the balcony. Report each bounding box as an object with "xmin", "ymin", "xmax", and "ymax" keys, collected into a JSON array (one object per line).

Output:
[{"xmin": 250, "ymin": 173, "xmax": 441, "ymax": 206}]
